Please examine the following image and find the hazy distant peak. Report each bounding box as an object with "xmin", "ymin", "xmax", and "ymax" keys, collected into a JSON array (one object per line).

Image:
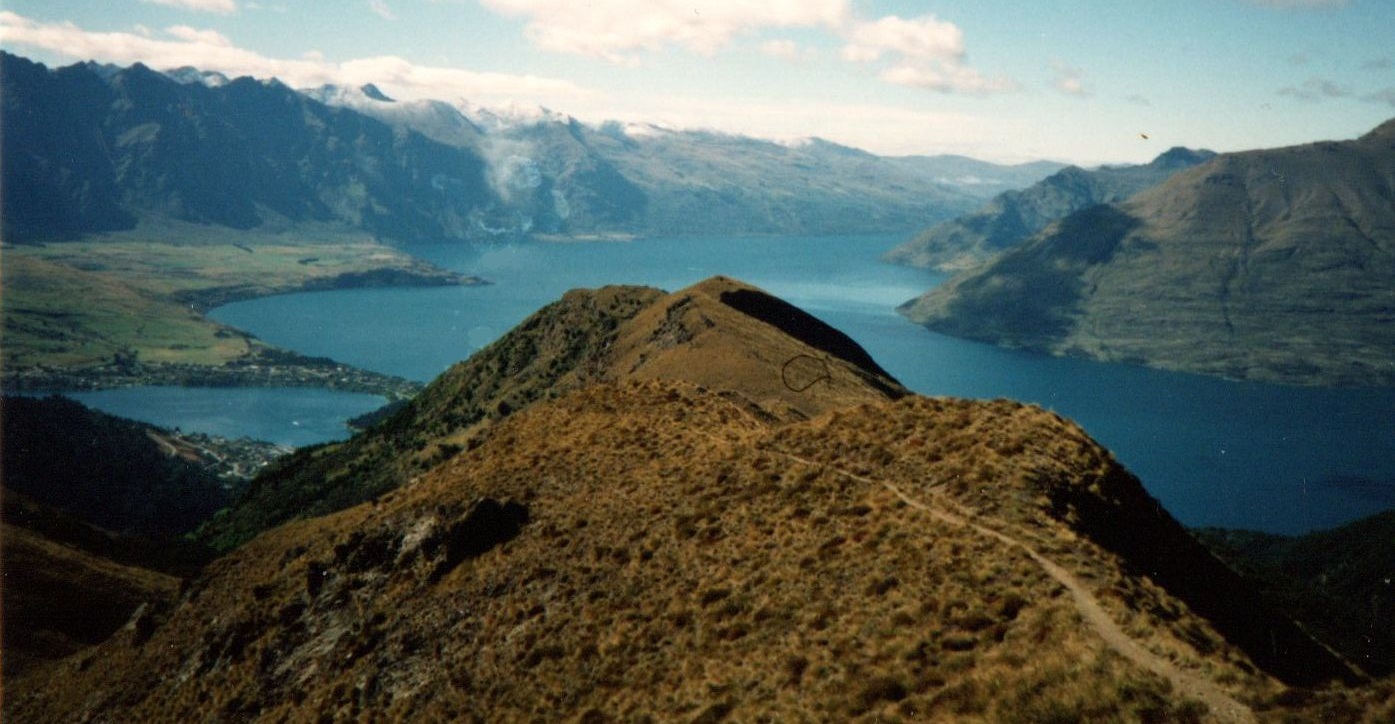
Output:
[
  {"xmin": 1148, "ymin": 146, "xmax": 1216, "ymax": 170},
  {"xmin": 1360, "ymin": 116, "xmax": 1395, "ymax": 142},
  {"xmin": 618, "ymin": 121, "xmax": 670, "ymax": 138},
  {"xmin": 301, "ymin": 83, "xmax": 386, "ymax": 107},
  {"xmin": 163, "ymin": 66, "xmax": 230, "ymax": 88},
  {"xmin": 80, "ymin": 60, "xmax": 125, "ymax": 82},
  {"xmin": 454, "ymin": 99, "xmax": 571, "ymax": 131},
  {"xmin": 360, "ymin": 83, "xmax": 394, "ymax": 103}
]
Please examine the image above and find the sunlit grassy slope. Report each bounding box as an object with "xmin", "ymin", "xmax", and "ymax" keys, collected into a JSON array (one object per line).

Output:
[
  {"xmin": 2, "ymin": 254, "xmax": 253, "ymax": 369},
  {"xmin": 1, "ymin": 224, "xmax": 468, "ymax": 375}
]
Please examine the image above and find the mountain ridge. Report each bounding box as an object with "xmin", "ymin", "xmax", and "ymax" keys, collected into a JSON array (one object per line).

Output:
[
  {"xmin": 884, "ymin": 146, "xmax": 1216, "ymax": 271},
  {"xmin": 900, "ymin": 119, "xmax": 1395, "ymax": 387},
  {"xmin": 2, "ymin": 53, "xmax": 1063, "ymax": 245},
  {"xmin": 196, "ymin": 276, "xmax": 909, "ymax": 550}
]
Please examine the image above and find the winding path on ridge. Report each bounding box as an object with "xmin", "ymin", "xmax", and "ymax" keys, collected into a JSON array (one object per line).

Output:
[{"xmin": 766, "ymin": 447, "xmax": 1258, "ymax": 724}]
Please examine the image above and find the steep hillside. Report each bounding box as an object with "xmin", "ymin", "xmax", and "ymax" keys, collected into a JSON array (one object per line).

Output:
[
  {"xmin": 1, "ymin": 491, "xmax": 184, "ymax": 680},
  {"xmin": 6, "ymin": 378, "xmax": 1374, "ymax": 721},
  {"xmin": 885, "ymin": 147, "xmax": 1215, "ymax": 271},
  {"xmin": 901, "ymin": 120, "xmax": 1395, "ymax": 386},
  {"xmin": 1195, "ymin": 509, "xmax": 1395, "ymax": 677},
  {"xmin": 1, "ymin": 395, "xmax": 233, "ymax": 537},
  {"xmin": 198, "ymin": 277, "xmax": 908, "ymax": 550},
  {"xmin": 0, "ymin": 52, "xmax": 497, "ymax": 243}
]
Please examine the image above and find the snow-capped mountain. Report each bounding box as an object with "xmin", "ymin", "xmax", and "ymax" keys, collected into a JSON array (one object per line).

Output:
[{"xmin": 163, "ymin": 65, "xmax": 230, "ymax": 88}]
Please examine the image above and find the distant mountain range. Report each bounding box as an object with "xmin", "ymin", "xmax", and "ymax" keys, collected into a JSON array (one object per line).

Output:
[
  {"xmin": 901, "ymin": 119, "xmax": 1395, "ymax": 387},
  {"xmin": 884, "ymin": 147, "xmax": 1215, "ymax": 271},
  {"xmin": 0, "ymin": 52, "xmax": 1064, "ymax": 244},
  {"xmin": 8, "ymin": 277, "xmax": 1380, "ymax": 722}
]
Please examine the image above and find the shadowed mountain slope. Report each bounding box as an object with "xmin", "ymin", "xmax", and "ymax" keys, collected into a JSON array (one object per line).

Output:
[
  {"xmin": 1, "ymin": 395, "xmax": 233, "ymax": 537},
  {"xmin": 1, "ymin": 491, "xmax": 182, "ymax": 681},
  {"xmin": 5, "ymin": 376, "xmax": 1374, "ymax": 722},
  {"xmin": 1195, "ymin": 509, "xmax": 1395, "ymax": 677},
  {"xmin": 884, "ymin": 147, "xmax": 1215, "ymax": 271},
  {"xmin": 901, "ymin": 120, "xmax": 1395, "ymax": 386},
  {"xmin": 197, "ymin": 277, "xmax": 908, "ymax": 550},
  {"xmin": 1, "ymin": 52, "xmax": 495, "ymax": 243}
]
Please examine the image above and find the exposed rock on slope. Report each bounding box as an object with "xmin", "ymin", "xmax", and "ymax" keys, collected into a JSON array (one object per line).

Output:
[
  {"xmin": 901, "ymin": 120, "xmax": 1395, "ymax": 386},
  {"xmin": 198, "ymin": 277, "xmax": 908, "ymax": 550},
  {"xmin": 3, "ymin": 379, "xmax": 1366, "ymax": 722},
  {"xmin": 884, "ymin": 147, "xmax": 1215, "ymax": 271}
]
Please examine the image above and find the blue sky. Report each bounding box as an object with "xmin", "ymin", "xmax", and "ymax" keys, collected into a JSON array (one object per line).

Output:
[{"xmin": 2, "ymin": 0, "xmax": 1391, "ymax": 164}]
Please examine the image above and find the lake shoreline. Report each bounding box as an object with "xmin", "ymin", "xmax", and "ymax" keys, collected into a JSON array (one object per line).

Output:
[
  {"xmin": 1, "ymin": 347, "xmax": 423, "ymax": 402},
  {"xmin": 1, "ymin": 250, "xmax": 489, "ymax": 400}
]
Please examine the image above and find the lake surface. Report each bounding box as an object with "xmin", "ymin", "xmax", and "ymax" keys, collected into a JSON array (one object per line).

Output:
[
  {"xmin": 56, "ymin": 386, "xmax": 385, "ymax": 448},
  {"xmin": 210, "ymin": 234, "xmax": 1395, "ymax": 535}
]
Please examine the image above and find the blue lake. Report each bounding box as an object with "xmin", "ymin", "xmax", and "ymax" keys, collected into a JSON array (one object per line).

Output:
[
  {"xmin": 54, "ymin": 386, "xmax": 386, "ymax": 448},
  {"xmin": 208, "ymin": 234, "xmax": 1395, "ymax": 535}
]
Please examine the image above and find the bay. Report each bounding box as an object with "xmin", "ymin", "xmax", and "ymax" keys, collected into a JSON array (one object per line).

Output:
[
  {"xmin": 54, "ymin": 386, "xmax": 386, "ymax": 448},
  {"xmin": 210, "ymin": 234, "xmax": 1395, "ymax": 534}
]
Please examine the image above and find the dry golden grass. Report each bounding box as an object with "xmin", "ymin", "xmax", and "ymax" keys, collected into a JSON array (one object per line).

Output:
[{"xmin": 10, "ymin": 379, "xmax": 1354, "ymax": 722}]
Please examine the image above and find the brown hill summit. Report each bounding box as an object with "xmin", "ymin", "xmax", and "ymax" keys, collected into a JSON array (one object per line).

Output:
[
  {"xmin": 6, "ymin": 380, "xmax": 1379, "ymax": 722},
  {"xmin": 199, "ymin": 276, "xmax": 907, "ymax": 549},
  {"xmin": 9, "ymin": 279, "xmax": 1385, "ymax": 722},
  {"xmin": 900, "ymin": 120, "xmax": 1395, "ymax": 387}
]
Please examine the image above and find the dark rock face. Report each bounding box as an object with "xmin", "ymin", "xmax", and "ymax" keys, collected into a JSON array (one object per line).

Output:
[{"xmin": 427, "ymin": 498, "xmax": 530, "ymax": 583}]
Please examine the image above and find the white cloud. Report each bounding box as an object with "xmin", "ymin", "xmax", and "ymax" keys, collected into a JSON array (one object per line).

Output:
[
  {"xmin": 478, "ymin": 0, "xmax": 849, "ymax": 64},
  {"xmin": 475, "ymin": 2, "xmax": 1010, "ymax": 95},
  {"xmin": 840, "ymin": 15, "xmax": 1015, "ymax": 95},
  {"xmin": 368, "ymin": 0, "xmax": 396, "ymax": 21},
  {"xmin": 139, "ymin": 0, "xmax": 238, "ymax": 15},
  {"xmin": 1051, "ymin": 61, "xmax": 1091, "ymax": 97},
  {"xmin": 0, "ymin": 12, "xmax": 592, "ymax": 103},
  {"xmin": 840, "ymin": 15, "xmax": 963, "ymax": 64},
  {"xmin": 760, "ymin": 39, "xmax": 801, "ymax": 61},
  {"xmin": 878, "ymin": 63, "xmax": 1016, "ymax": 95},
  {"xmin": 164, "ymin": 25, "xmax": 233, "ymax": 46},
  {"xmin": 565, "ymin": 94, "xmax": 1033, "ymax": 161}
]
